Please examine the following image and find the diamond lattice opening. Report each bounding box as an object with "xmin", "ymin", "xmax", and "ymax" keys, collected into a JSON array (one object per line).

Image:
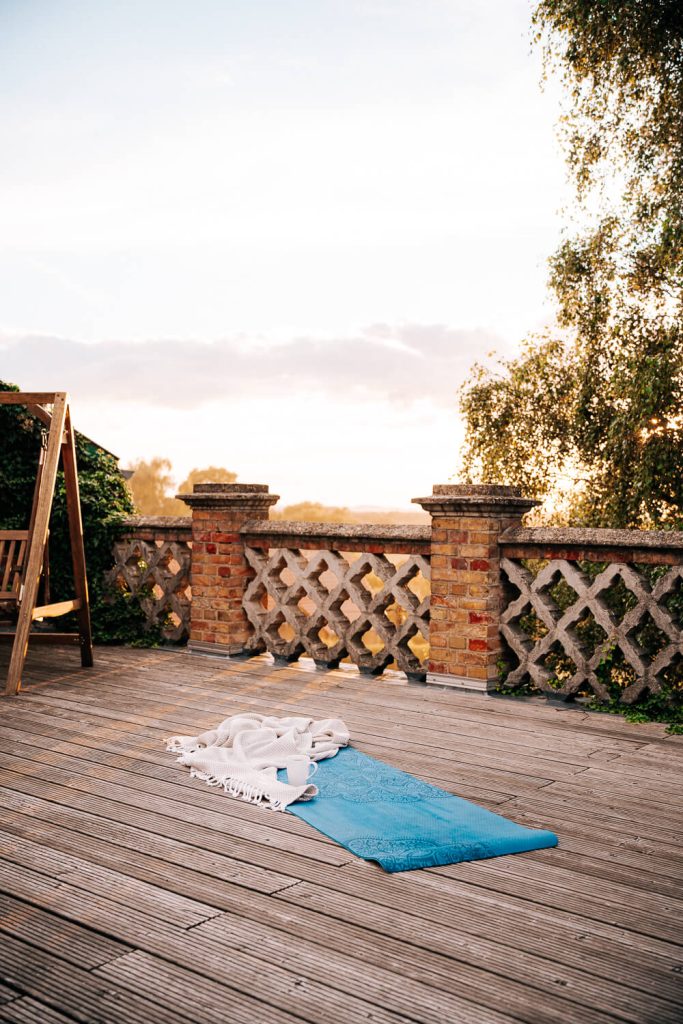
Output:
[
  {"xmin": 406, "ymin": 571, "xmax": 430, "ymax": 603},
  {"xmin": 406, "ymin": 628, "xmax": 429, "ymax": 663},
  {"xmin": 663, "ymin": 575, "xmax": 683, "ymax": 627},
  {"xmin": 249, "ymin": 582, "xmax": 270, "ymax": 611},
  {"xmin": 362, "ymin": 571, "xmax": 384, "ymax": 597},
  {"xmin": 124, "ymin": 545, "xmax": 145, "ymax": 566},
  {"xmin": 601, "ymin": 646, "xmax": 639, "ymax": 696},
  {"xmin": 601, "ymin": 574, "xmax": 639, "ymax": 624},
  {"xmin": 547, "ymin": 577, "xmax": 579, "ymax": 614},
  {"xmin": 659, "ymin": 652, "xmax": 683, "ymax": 692},
  {"xmin": 572, "ymin": 611, "xmax": 608, "ymax": 657},
  {"xmin": 543, "ymin": 642, "xmax": 577, "ymax": 689},
  {"xmin": 265, "ymin": 555, "xmax": 288, "ymax": 589},
  {"xmin": 318, "ymin": 625, "xmax": 340, "ymax": 648},
  {"xmin": 629, "ymin": 612, "xmax": 670, "ymax": 662},
  {"xmin": 520, "ymin": 557, "xmax": 548, "ymax": 579},
  {"xmin": 361, "ymin": 627, "xmax": 384, "ymax": 654},
  {"xmin": 155, "ymin": 548, "xmax": 173, "ymax": 570},
  {"xmin": 384, "ymin": 600, "xmax": 408, "ymax": 627},
  {"xmin": 340, "ymin": 597, "xmax": 360, "ymax": 622},
  {"xmin": 296, "ymin": 593, "xmax": 315, "ymax": 617},
  {"xmin": 318, "ymin": 567, "xmax": 339, "ymax": 592},
  {"xmin": 278, "ymin": 621, "xmax": 296, "ymax": 643},
  {"xmin": 279, "ymin": 565, "xmax": 296, "ymax": 588},
  {"xmin": 519, "ymin": 608, "xmax": 549, "ymax": 641}
]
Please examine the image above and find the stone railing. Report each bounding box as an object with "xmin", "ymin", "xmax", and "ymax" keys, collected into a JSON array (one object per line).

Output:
[
  {"xmin": 109, "ymin": 484, "xmax": 682, "ymax": 707},
  {"xmin": 499, "ymin": 528, "xmax": 683, "ymax": 704},
  {"xmin": 240, "ymin": 521, "xmax": 431, "ymax": 679},
  {"xmin": 106, "ymin": 516, "xmax": 192, "ymax": 643}
]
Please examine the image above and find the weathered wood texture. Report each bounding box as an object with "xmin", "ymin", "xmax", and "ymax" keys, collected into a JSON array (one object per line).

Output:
[
  {"xmin": 0, "ymin": 645, "xmax": 681, "ymax": 1023},
  {"xmin": 1, "ymin": 393, "xmax": 93, "ymax": 695},
  {"xmin": 0, "ymin": 534, "xmax": 28, "ymax": 603}
]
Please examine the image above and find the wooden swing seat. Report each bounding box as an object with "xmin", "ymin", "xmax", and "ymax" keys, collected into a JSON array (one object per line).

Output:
[{"xmin": 0, "ymin": 530, "xmax": 28, "ymax": 603}]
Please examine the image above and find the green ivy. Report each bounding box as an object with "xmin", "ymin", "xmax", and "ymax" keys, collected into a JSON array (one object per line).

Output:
[{"xmin": 0, "ymin": 382, "xmax": 159, "ymax": 646}]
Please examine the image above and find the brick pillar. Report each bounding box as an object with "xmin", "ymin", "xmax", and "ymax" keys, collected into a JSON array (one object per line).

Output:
[
  {"xmin": 177, "ymin": 483, "xmax": 279, "ymax": 657},
  {"xmin": 413, "ymin": 485, "xmax": 537, "ymax": 692}
]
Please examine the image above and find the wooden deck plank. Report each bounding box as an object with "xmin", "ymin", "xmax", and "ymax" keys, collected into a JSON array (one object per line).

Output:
[
  {"xmin": 0, "ymin": 934, "xmax": 193, "ymax": 1024},
  {"xmin": 0, "ymin": 893, "xmax": 130, "ymax": 969},
  {"xmin": 11, "ymin": 652, "xmax": 649, "ymax": 746},
  {"xmin": 0, "ymin": 830, "xmax": 223, "ymax": 928},
  {"xmin": 0, "ymin": 997, "xmax": 85, "ymax": 1023},
  {"xmin": 4, "ymin": 788, "xmax": 679, "ymax": 1017},
  {"xmin": 0, "ymin": 790, "xmax": 296, "ymax": 896},
  {"xmin": 194, "ymin": 911, "xmax": 680, "ymax": 1024},
  {"xmin": 3, "ymin": 787, "xmax": 681, "ymax": 1013},
  {"xmin": 0, "ymin": 702, "xmax": 589, "ymax": 785},
  {"xmin": 21, "ymin": 670, "xmax": 653, "ymax": 757},
  {"xmin": 0, "ymin": 735, "xmax": 349, "ymax": 858},
  {"xmin": 8, "ymin": 716, "xmax": 677, "ymax": 886},
  {"xmin": 6, "ymin": 688, "xmax": 548, "ymax": 798},
  {"xmin": 0, "ymin": 987, "xmax": 18, "ymax": 1008},
  {"xmin": 95, "ymin": 945, "xmax": 516, "ymax": 1024},
  {"xmin": 0, "ymin": 643, "xmax": 681, "ymax": 1024},
  {"xmin": 93, "ymin": 952, "xmax": 318, "ymax": 1024}
]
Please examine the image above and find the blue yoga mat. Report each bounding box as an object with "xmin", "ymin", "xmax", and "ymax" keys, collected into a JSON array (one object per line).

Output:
[{"xmin": 280, "ymin": 746, "xmax": 557, "ymax": 872}]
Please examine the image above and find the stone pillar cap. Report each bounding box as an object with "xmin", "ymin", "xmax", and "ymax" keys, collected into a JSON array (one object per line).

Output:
[
  {"xmin": 177, "ymin": 482, "xmax": 280, "ymax": 509},
  {"xmin": 412, "ymin": 483, "xmax": 538, "ymax": 517}
]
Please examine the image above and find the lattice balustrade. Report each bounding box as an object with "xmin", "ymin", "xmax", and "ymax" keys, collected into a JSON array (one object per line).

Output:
[
  {"xmin": 501, "ymin": 556, "xmax": 683, "ymax": 703},
  {"xmin": 243, "ymin": 545, "xmax": 430, "ymax": 678},
  {"xmin": 107, "ymin": 519, "xmax": 192, "ymax": 642}
]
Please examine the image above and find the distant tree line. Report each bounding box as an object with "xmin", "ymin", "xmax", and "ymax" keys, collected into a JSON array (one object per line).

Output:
[{"xmin": 126, "ymin": 459, "xmax": 427, "ymax": 524}]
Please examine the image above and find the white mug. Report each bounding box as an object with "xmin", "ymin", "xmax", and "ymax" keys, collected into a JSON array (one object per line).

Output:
[{"xmin": 286, "ymin": 755, "xmax": 318, "ymax": 787}]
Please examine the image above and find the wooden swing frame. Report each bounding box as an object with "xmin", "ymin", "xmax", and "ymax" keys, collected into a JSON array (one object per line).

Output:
[{"xmin": 0, "ymin": 392, "xmax": 93, "ymax": 695}]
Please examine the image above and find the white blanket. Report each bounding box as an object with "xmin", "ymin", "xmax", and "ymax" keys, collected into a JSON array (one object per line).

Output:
[{"xmin": 165, "ymin": 713, "xmax": 350, "ymax": 811}]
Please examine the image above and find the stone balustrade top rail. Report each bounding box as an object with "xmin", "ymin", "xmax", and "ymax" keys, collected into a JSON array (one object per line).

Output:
[
  {"xmin": 119, "ymin": 516, "xmax": 683, "ymax": 559},
  {"xmin": 240, "ymin": 519, "xmax": 431, "ymax": 553},
  {"xmin": 121, "ymin": 515, "xmax": 191, "ymax": 534},
  {"xmin": 500, "ymin": 526, "xmax": 683, "ymax": 564}
]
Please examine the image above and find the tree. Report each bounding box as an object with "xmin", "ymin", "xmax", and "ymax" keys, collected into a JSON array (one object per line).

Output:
[
  {"xmin": 127, "ymin": 458, "xmax": 181, "ymax": 515},
  {"xmin": 127, "ymin": 460, "xmax": 238, "ymax": 515},
  {"xmin": 460, "ymin": 0, "xmax": 683, "ymax": 529},
  {"xmin": 177, "ymin": 466, "xmax": 237, "ymax": 494}
]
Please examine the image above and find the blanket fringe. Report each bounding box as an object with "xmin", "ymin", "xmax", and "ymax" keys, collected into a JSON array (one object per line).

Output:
[{"xmin": 187, "ymin": 766, "xmax": 286, "ymax": 811}]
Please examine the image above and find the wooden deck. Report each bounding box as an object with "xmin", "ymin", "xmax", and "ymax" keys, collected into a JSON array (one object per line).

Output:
[{"xmin": 0, "ymin": 645, "xmax": 681, "ymax": 1024}]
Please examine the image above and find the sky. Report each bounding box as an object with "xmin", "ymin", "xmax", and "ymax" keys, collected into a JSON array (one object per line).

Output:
[{"xmin": 0, "ymin": 0, "xmax": 567, "ymax": 509}]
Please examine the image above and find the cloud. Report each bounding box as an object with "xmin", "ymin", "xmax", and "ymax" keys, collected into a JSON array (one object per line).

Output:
[{"xmin": 0, "ymin": 324, "xmax": 504, "ymax": 410}]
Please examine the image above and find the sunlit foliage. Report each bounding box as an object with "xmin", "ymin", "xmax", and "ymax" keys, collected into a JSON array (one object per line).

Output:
[{"xmin": 460, "ymin": 0, "xmax": 683, "ymax": 529}]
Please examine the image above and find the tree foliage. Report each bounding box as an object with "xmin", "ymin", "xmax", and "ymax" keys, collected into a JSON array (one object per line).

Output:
[
  {"xmin": 127, "ymin": 457, "xmax": 179, "ymax": 515},
  {"xmin": 460, "ymin": 0, "xmax": 683, "ymax": 529},
  {"xmin": 177, "ymin": 465, "xmax": 237, "ymax": 494},
  {"xmin": 127, "ymin": 460, "xmax": 237, "ymax": 515}
]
